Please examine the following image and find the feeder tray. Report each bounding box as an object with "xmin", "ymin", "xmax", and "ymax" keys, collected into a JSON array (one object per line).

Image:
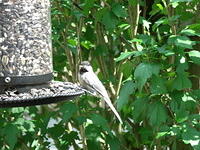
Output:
[{"xmin": 0, "ymin": 81, "xmax": 85, "ymax": 108}]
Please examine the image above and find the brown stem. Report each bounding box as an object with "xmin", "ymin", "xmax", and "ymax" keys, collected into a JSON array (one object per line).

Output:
[
  {"xmin": 163, "ymin": 0, "xmax": 177, "ymax": 64},
  {"xmin": 128, "ymin": 0, "xmax": 140, "ymax": 43},
  {"xmin": 76, "ymin": 17, "xmax": 84, "ymax": 81}
]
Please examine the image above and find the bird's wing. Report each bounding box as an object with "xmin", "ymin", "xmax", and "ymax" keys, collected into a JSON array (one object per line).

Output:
[
  {"xmin": 81, "ymin": 72, "xmax": 108, "ymax": 97},
  {"xmin": 82, "ymin": 72, "xmax": 123, "ymax": 124}
]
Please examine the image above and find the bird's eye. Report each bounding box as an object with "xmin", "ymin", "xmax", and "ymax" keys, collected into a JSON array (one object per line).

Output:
[{"xmin": 80, "ymin": 67, "xmax": 88, "ymax": 74}]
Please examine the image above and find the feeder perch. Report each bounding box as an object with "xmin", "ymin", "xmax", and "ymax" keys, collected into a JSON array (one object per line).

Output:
[{"xmin": 0, "ymin": 0, "xmax": 85, "ymax": 107}]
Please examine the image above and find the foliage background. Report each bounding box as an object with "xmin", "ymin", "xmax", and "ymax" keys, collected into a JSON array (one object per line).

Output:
[{"xmin": 1, "ymin": 0, "xmax": 200, "ymax": 149}]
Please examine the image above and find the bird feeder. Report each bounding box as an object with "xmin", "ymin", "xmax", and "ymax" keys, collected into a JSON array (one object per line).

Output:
[{"xmin": 0, "ymin": 0, "xmax": 84, "ymax": 107}]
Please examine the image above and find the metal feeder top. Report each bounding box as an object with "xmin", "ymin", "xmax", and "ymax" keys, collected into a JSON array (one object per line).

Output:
[{"xmin": 0, "ymin": 0, "xmax": 85, "ymax": 107}]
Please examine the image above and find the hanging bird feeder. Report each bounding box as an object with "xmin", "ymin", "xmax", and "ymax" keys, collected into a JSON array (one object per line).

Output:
[{"xmin": 0, "ymin": 0, "xmax": 84, "ymax": 107}]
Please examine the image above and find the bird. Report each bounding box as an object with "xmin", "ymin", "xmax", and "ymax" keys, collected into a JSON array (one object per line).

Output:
[{"xmin": 78, "ymin": 61, "xmax": 123, "ymax": 124}]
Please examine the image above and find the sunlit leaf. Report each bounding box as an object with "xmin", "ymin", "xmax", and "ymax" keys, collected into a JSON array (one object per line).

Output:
[
  {"xmin": 168, "ymin": 35, "xmax": 196, "ymax": 49},
  {"xmin": 187, "ymin": 23, "xmax": 200, "ymax": 31},
  {"xmin": 188, "ymin": 50, "xmax": 200, "ymax": 65},
  {"xmin": 115, "ymin": 51, "xmax": 144, "ymax": 62},
  {"xmin": 182, "ymin": 127, "xmax": 200, "ymax": 150},
  {"xmin": 181, "ymin": 29, "xmax": 200, "ymax": 37},
  {"xmin": 156, "ymin": 132, "xmax": 168, "ymax": 139},
  {"xmin": 156, "ymin": 4, "xmax": 164, "ymax": 11},
  {"xmin": 115, "ymin": 52, "xmax": 135, "ymax": 62}
]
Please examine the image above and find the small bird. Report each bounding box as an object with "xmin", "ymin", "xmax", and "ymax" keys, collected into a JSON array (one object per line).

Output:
[{"xmin": 78, "ymin": 61, "xmax": 122, "ymax": 124}]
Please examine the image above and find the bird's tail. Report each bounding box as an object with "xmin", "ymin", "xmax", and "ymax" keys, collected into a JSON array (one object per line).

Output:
[{"xmin": 103, "ymin": 96, "xmax": 123, "ymax": 124}]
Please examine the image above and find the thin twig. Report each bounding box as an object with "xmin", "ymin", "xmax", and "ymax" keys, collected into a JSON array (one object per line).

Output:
[{"xmin": 116, "ymin": 73, "xmax": 124, "ymax": 97}]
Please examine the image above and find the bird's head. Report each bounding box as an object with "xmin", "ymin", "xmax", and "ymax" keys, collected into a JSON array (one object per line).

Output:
[{"xmin": 79, "ymin": 61, "xmax": 93, "ymax": 74}]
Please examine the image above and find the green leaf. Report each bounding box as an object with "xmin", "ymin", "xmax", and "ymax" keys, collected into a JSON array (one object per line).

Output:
[
  {"xmin": 75, "ymin": 116, "xmax": 87, "ymax": 125},
  {"xmin": 147, "ymin": 102, "xmax": 168, "ymax": 126},
  {"xmin": 139, "ymin": 127, "xmax": 154, "ymax": 144},
  {"xmin": 102, "ymin": 10, "xmax": 119, "ymax": 30},
  {"xmin": 181, "ymin": 29, "xmax": 200, "ymax": 37},
  {"xmin": 188, "ymin": 50, "xmax": 200, "ymax": 65},
  {"xmin": 118, "ymin": 23, "xmax": 130, "ymax": 30},
  {"xmin": 87, "ymin": 139, "xmax": 101, "ymax": 150},
  {"xmin": 157, "ymin": 46, "xmax": 175, "ymax": 56},
  {"xmin": 85, "ymin": 124, "xmax": 101, "ymax": 139},
  {"xmin": 115, "ymin": 52, "xmax": 135, "ymax": 62},
  {"xmin": 150, "ymin": 75, "xmax": 167, "ymax": 94},
  {"xmin": 112, "ymin": 3, "xmax": 127, "ymax": 17},
  {"xmin": 95, "ymin": 8, "xmax": 107, "ymax": 22},
  {"xmin": 83, "ymin": 0, "xmax": 96, "ymax": 16},
  {"xmin": 62, "ymin": 131, "xmax": 79, "ymax": 145},
  {"xmin": 168, "ymin": 35, "xmax": 196, "ymax": 49},
  {"xmin": 190, "ymin": 89, "xmax": 200, "ymax": 99},
  {"xmin": 81, "ymin": 41, "xmax": 94, "ymax": 49},
  {"xmin": 169, "ymin": 125, "xmax": 182, "ymax": 136},
  {"xmin": 117, "ymin": 81, "xmax": 136, "ymax": 110},
  {"xmin": 151, "ymin": 64, "xmax": 160, "ymax": 75},
  {"xmin": 156, "ymin": 132, "xmax": 168, "ymax": 139},
  {"xmin": 175, "ymin": 109, "xmax": 189, "ymax": 123},
  {"xmin": 106, "ymin": 136, "xmax": 120, "ymax": 150},
  {"xmin": 137, "ymin": 34, "xmax": 155, "ymax": 45},
  {"xmin": 153, "ymin": 17, "xmax": 168, "ymax": 30},
  {"xmin": 176, "ymin": 63, "xmax": 188, "ymax": 73},
  {"xmin": 187, "ymin": 23, "xmax": 200, "ymax": 32},
  {"xmin": 11, "ymin": 107, "xmax": 25, "ymax": 113},
  {"xmin": 95, "ymin": 45, "xmax": 108, "ymax": 56},
  {"xmin": 60, "ymin": 102, "xmax": 78, "ymax": 123},
  {"xmin": 115, "ymin": 51, "xmax": 143, "ymax": 62},
  {"xmin": 156, "ymin": 4, "xmax": 164, "ymax": 11},
  {"xmin": 134, "ymin": 63, "xmax": 160, "ymax": 91},
  {"xmin": 48, "ymin": 125, "xmax": 65, "ymax": 138},
  {"xmin": 132, "ymin": 98, "xmax": 149, "ymax": 121},
  {"xmin": 120, "ymin": 61, "xmax": 133, "ymax": 78},
  {"xmin": 172, "ymin": 72, "xmax": 192, "ymax": 90},
  {"xmin": 90, "ymin": 114, "xmax": 109, "ymax": 129},
  {"xmin": 169, "ymin": 91, "xmax": 183, "ymax": 112},
  {"xmin": 4, "ymin": 124, "xmax": 19, "ymax": 150},
  {"xmin": 134, "ymin": 63, "xmax": 152, "ymax": 91},
  {"xmin": 182, "ymin": 127, "xmax": 200, "ymax": 150}
]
